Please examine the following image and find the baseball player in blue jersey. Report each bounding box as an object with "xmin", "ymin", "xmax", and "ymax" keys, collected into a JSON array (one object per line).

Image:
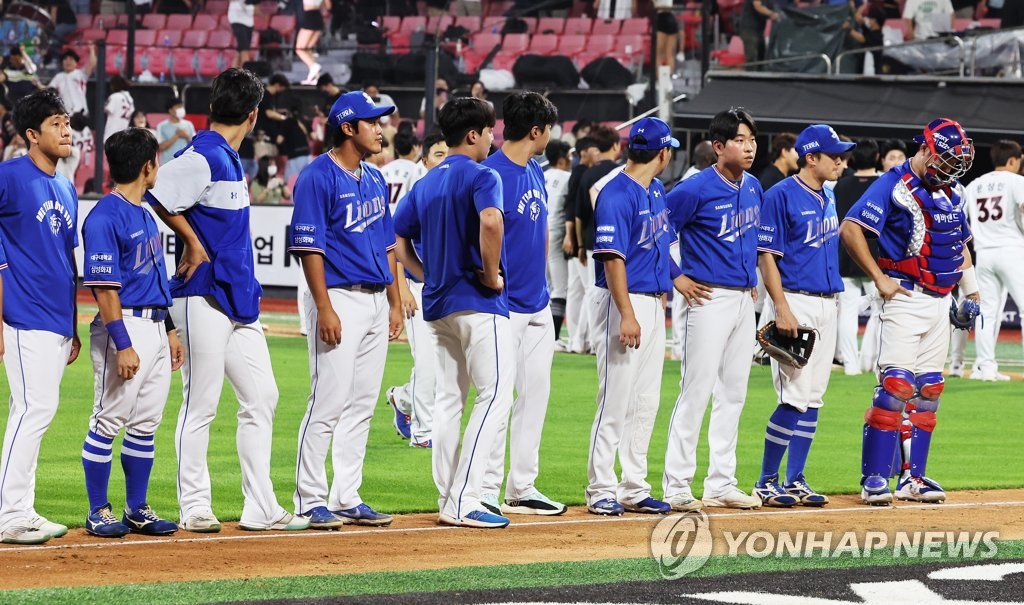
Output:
[
  {"xmin": 586, "ymin": 117, "xmax": 678, "ymax": 516},
  {"xmin": 290, "ymin": 91, "xmax": 403, "ymax": 529},
  {"xmin": 478, "ymin": 92, "xmax": 567, "ymax": 517},
  {"xmin": 0, "ymin": 90, "xmax": 80, "ymax": 545},
  {"xmin": 840, "ymin": 118, "xmax": 977, "ymax": 505},
  {"xmin": 663, "ymin": 108, "xmax": 763, "ymax": 512},
  {"xmin": 148, "ymin": 69, "xmax": 307, "ymax": 533},
  {"xmin": 81, "ymin": 128, "xmax": 185, "ymax": 537},
  {"xmin": 393, "ymin": 97, "xmax": 514, "ymax": 529},
  {"xmin": 753, "ymin": 124, "xmax": 854, "ymax": 508}
]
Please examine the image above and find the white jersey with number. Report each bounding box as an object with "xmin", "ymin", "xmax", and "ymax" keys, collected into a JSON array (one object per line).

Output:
[
  {"xmin": 103, "ymin": 91, "xmax": 135, "ymax": 142},
  {"xmin": 380, "ymin": 158, "xmax": 425, "ymax": 214},
  {"xmin": 965, "ymin": 169, "xmax": 1024, "ymax": 251}
]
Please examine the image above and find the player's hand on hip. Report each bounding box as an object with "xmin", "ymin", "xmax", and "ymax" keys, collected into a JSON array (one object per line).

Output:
[
  {"xmin": 67, "ymin": 333, "xmax": 81, "ymax": 365},
  {"xmin": 774, "ymin": 304, "xmax": 800, "ymax": 337},
  {"xmin": 388, "ymin": 307, "xmax": 404, "ymax": 341},
  {"xmin": 673, "ymin": 275, "xmax": 712, "ymax": 306},
  {"xmin": 177, "ymin": 243, "xmax": 211, "ymax": 282},
  {"xmin": 117, "ymin": 347, "xmax": 141, "ymax": 380},
  {"xmin": 875, "ymin": 275, "xmax": 911, "ymax": 301},
  {"xmin": 317, "ymin": 305, "xmax": 343, "ymax": 346},
  {"xmin": 167, "ymin": 330, "xmax": 186, "ymax": 371},
  {"xmin": 476, "ymin": 269, "xmax": 504, "ymax": 293},
  {"xmin": 619, "ymin": 315, "xmax": 641, "ymax": 349}
]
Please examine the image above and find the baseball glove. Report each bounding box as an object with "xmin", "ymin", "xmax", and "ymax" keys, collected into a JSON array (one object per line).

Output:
[
  {"xmin": 949, "ymin": 298, "xmax": 981, "ymax": 330},
  {"xmin": 756, "ymin": 321, "xmax": 816, "ymax": 369}
]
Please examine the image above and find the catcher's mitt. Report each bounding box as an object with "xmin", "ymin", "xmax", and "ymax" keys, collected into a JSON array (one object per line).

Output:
[
  {"xmin": 949, "ymin": 298, "xmax": 981, "ymax": 331},
  {"xmin": 756, "ymin": 321, "xmax": 816, "ymax": 369}
]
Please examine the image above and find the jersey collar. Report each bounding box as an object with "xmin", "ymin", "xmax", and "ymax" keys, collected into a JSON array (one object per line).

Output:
[{"xmin": 712, "ymin": 164, "xmax": 741, "ymax": 190}]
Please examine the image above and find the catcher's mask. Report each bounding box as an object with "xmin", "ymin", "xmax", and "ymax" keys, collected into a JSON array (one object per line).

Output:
[{"xmin": 914, "ymin": 118, "xmax": 974, "ymax": 188}]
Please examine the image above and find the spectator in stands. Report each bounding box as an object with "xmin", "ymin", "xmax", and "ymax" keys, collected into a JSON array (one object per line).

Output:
[
  {"xmin": 426, "ymin": 0, "xmax": 447, "ymax": 16},
  {"xmin": 157, "ymin": 98, "xmax": 197, "ymax": 164},
  {"xmin": 421, "ymin": 131, "xmax": 448, "ymax": 169},
  {"xmin": 251, "ymin": 156, "xmax": 292, "ymax": 204},
  {"xmin": 364, "ymin": 82, "xmax": 400, "ymax": 122},
  {"xmin": 468, "ymin": 81, "xmax": 493, "ymax": 110},
  {"xmin": 594, "ymin": 0, "xmax": 635, "ymax": 18},
  {"xmin": 155, "ymin": 0, "xmax": 193, "ymax": 14},
  {"xmin": 133, "ymin": 0, "xmax": 154, "ymax": 19},
  {"xmin": 903, "ymin": 0, "xmax": 955, "ymax": 39},
  {"xmin": 3, "ymin": 46, "xmax": 43, "ymax": 103},
  {"xmin": 46, "ymin": 0, "xmax": 79, "ymax": 65},
  {"xmin": 849, "ymin": 2, "xmax": 886, "ymax": 73},
  {"xmin": 879, "ymin": 138, "xmax": 907, "ymax": 170},
  {"xmin": 682, "ymin": 140, "xmax": 715, "ymax": 179},
  {"xmin": 240, "ymin": 134, "xmax": 258, "ymax": 181},
  {"xmin": 49, "ymin": 47, "xmax": 95, "ymax": 119},
  {"xmin": 309, "ymin": 104, "xmax": 326, "ymax": 156},
  {"xmin": 0, "ymin": 100, "xmax": 14, "ymax": 149},
  {"xmin": 2, "ymin": 133, "xmax": 26, "ymax": 161},
  {"xmin": 69, "ymin": 0, "xmax": 90, "ymax": 17},
  {"xmin": 277, "ymin": 102, "xmax": 312, "ymax": 180},
  {"xmin": 655, "ymin": 0, "xmax": 685, "ymax": 78},
  {"xmin": 103, "ymin": 75, "xmax": 135, "ymax": 142},
  {"xmin": 563, "ymin": 119, "xmax": 595, "ymax": 148},
  {"xmin": 758, "ymin": 132, "xmax": 797, "ymax": 190},
  {"xmin": 317, "ymin": 73, "xmax": 345, "ymax": 115},
  {"xmin": 229, "ymin": 0, "xmax": 259, "ymax": 69},
  {"xmin": 131, "ymin": 110, "xmax": 156, "ymax": 136},
  {"xmin": 296, "ymin": 0, "xmax": 328, "ymax": 85},
  {"xmin": 952, "ymin": 0, "xmax": 980, "ymax": 18},
  {"xmin": 739, "ymin": 0, "xmax": 781, "ymax": 67},
  {"xmin": 419, "ymin": 78, "xmax": 449, "ymax": 121},
  {"xmin": 257, "ymin": 73, "xmax": 291, "ymax": 144}
]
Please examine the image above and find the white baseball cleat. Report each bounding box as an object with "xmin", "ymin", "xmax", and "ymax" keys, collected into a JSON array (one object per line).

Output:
[
  {"xmin": 947, "ymin": 361, "xmax": 964, "ymax": 377},
  {"xmin": 702, "ymin": 487, "xmax": 761, "ymax": 509},
  {"xmin": 970, "ymin": 369, "xmax": 1010, "ymax": 381}
]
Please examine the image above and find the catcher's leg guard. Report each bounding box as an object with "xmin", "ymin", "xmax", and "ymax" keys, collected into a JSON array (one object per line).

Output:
[
  {"xmin": 908, "ymin": 372, "xmax": 943, "ymax": 477},
  {"xmin": 862, "ymin": 382, "xmax": 907, "ymax": 478}
]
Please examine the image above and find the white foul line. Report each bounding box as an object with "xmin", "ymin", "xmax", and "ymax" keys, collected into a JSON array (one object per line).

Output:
[{"xmin": 2, "ymin": 499, "xmax": 1023, "ymax": 554}]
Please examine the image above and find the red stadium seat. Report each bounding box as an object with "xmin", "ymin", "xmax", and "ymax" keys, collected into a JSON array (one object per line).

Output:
[
  {"xmin": 107, "ymin": 29, "xmax": 128, "ymax": 45},
  {"xmin": 380, "ymin": 15, "xmax": 401, "ymax": 33},
  {"xmin": 114, "ymin": 14, "xmax": 130, "ymax": 28},
  {"xmin": 502, "ymin": 33, "xmax": 529, "ymax": 53},
  {"xmin": 197, "ymin": 48, "xmax": 233, "ymax": 77},
  {"xmin": 591, "ymin": 19, "xmax": 621, "ymax": 36},
  {"xmin": 207, "ymin": 29, "xmax": 233, "ymax": 49},
  {"xmin": 104, "ymin": 45, "xmax": 125, "ymax": 76},
  {"xmin": 142, "ymin": 13, "xmax": 166, "ymax": 30},
  {"xmin": 520, "ymin": 17, "xmax": 538, "ymax": 33},
  {"xmin": 557, "ymin": 34, "xmax": 587, "ymax": 57},
  {"xmin": 76, "ymin": 14, "xmax": 92, "ymax": 30},
  {"xmin": 157, "ymin": 29, "xmax": 183, "ymax": 47},
  {"xmin": 528, "ymin": 35, "xmax": 559, "ymax": 55},
  {"xmin": 139, "ymin": 46, "xmax": 171, "ymax": 76},
  {"xmin": 710, "ymin": 35, "xmax": 745, "ymax": 66},
  {"xmin": 400, "ymin": 16, "xmax": 427, "ymax": 33},
  {"xmin": 193, "ymin": 14, "xmax": 218, "ymax": 31},
  {"xmin": 205, "ymin": 0, "xmax": 229, "ymax": 13},
  {"xmin": 482, "ymin": 16, "xmax": 505, "ymax": 32},
  {"xmin": 886, "ymin": 18, "xmax": 910, "ymax": 40},
  {"xmin": 218, "ymin": 14, "xmax": 232, "ymax": 29},
  {"xmin": 166, "ymin": 14, "xmax": 192, "ymax": 30},
  {"xmin": 171, "ymin": 48, "xmax": 197, "ymax": 78},
  {"xmin": 182, "ymin": 30, "xmax": 209, "ymax": 48},
  {"xmin": 490, "ymin": 53, "xmax": 517, "ymax": 71},
  {"xmin": 486, "ymin": 1, "xmax": 512, "ymax": 16},
  {"xmin": 537, "ymin": 17, "xmax": 565, "ymax": 34},
  {"xmin": 270, "ymin": 15, "xmax": 297, "ymax": 40},
  {"xmin": 454, "ymin": 16, "xmax": 481, "ymax": 32},
  {"xmin": 565, "ymin": 17, "xmax": 592, "ymax": 35},
  {"xmin": 427, "ymin": 15, "xmax": 453, "ymax": 34},
  {"xmin": 469, "ymin": 31, "xmax": 502, "ymax": 48},
  {"xmin": 135, "ymin": 29, "xmax": 157, "ymax": 46},
  {"xmin": 81, "ymin": 28, "xmax": 105, "ymax": 42},
  {"xmin": 620, "ymin": 18, "xmax": 649, "ymax": 35},
  {"xmin": 978, "ymin": 18, "xmax": 1000, "ymax": 28},
  {"xmin": 388, "ymin": 31, "xmax": 412, "ymax": 54}
]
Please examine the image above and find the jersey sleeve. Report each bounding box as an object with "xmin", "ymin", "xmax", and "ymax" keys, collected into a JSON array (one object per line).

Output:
[
  {"xmin": 288, "ymin": 169, "xmax": 329, "ymax": 254},
  {"xmin": 473, "ymin": 167, "xmax": 504, "ymax": 214},
  {"xmin": 381, "ymin": 184, "xmax": 397, "ymax": 251},
  {"xmin": 146, "ymin": 151, "xmax": 213, "ymax": 214},
  {"xmin": 592, "ymin": 185, "xmax": 631, "ymax": 260},
  {"xmin": 757, "ymin": 185, "xmax": 786, "ymax": 256},
  {"xmin": 665, "ymin": 177, "xmax": 699, "ymax": 234},
  {"xmin": 393, "ymin": 182, "xmax": 421, "ymax": 240},
  {"xmin": 82, "ymin": 211, "xmax": 122, "ymax": 288},
  {"xmin": 842, "ymin": 177, "xmax": 892, "ymax": 235},
  {"xmin": 0, "ymin": 237, "xmax": 7, "ymax": 270}
]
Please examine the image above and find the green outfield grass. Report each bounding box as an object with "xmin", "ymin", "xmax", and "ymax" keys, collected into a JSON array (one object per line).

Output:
[
  {"xmin": 5, "ymin": 539, "xmax": 1023, "ymax": 604},
  {"xmin": 3, "ymin": 322, "xmax": 1023, "ymax": 528}
]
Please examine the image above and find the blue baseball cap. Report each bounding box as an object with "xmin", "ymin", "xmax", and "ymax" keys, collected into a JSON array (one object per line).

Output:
[
  {"xmin": 328, "ymin": 91, "xmax": 396, "ymax": 129},
  {"xmin": 628, "ymin": 117, "xmax": 680, "ymax": 151},
  {"xmin": 795, "ymin": 124, "xmax": 855, "ymax": 156}
]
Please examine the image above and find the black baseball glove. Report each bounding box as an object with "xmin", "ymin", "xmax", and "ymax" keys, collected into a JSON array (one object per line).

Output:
[
  {"xmin": 949, "ymin": 298, "xmax": 981, "ymax": 330},
  {"xmin": 756, "ymin": 321, "xmax": 816, "ymax": 369}
]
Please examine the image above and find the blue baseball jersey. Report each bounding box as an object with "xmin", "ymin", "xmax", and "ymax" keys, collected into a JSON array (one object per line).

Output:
[
  {"xmin": 844, "ymin": 161, "xmax": 971, "ymax": 292},
  {"xmin": 0, "ymin": 155, "xmax": 79, "ymax": 337},
  {"xmin": 592, "ymin": 171, "xmax": 676, "ymax": 293},
  {"xmin": 482, "ymin": 150, "xmax": 549, "ymax": 314},
  {"xmin": 145, "ymin": 130, "xmax": 262, "ymax": 324},
  {"xmin": 82, "ymin": 193, "xmax": 172, "ymax": 309},
  {"xmin": 397, "ymin": 181, "xmax": 426, "ymax": 284},
  {"xmin": 757, "ymin": 176, "xmax": 843, "ymax": 294},
  {"xmin": 289, "ymin": 154, "xmax": 396, "ymax": 287},
  {"xmin": 392, "ymin": 153, "xmax": 508, "ymax": 321},
  {"xmin": 666, "ymin": 165, "xmax": 761, "ymax": 288}
]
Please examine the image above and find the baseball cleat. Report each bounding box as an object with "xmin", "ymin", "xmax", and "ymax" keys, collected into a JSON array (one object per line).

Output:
[
  {"xmin": 500, "ymin": 491, "xmax": 567, "ymax": 516},
  {"xmin": 332, "ymin": 503, "xmax": 393, "ymax": 526},
  {"xmin": 438, "ymin": 510, "xmax": 510, "ymax": 528},
  {"xmin": 861, "ymin": 475, "xmax": 893, "ymax": 506},
  {"xmin": 410, "ymin": 439, "xmax": 432, "ymax": 448},
  {"xmin": 302, "ymin": 506, "xmax": 346, "ymax": 530},
  {"xmin": 1, "ymin": 524, "xmax": 51, "ymax": 545},
  {"xmin": 85, "ymin": 504, "xmax": 130, "ymax": 538},
  {"xmin": 970, "ymin": 369, "xmax": 1010, "ymax": 382},
  {"xmin": 181, "ymin": 511, "xmax": 222, "ymax": 533},
  {"xmin": 28, "ymin": 514, "xmax": 68, "ymax": 539},
  {"xmin": 623, "ymin": 496, "xmax": 671, "ymax": 514},
  {"xmin": 703, "ymin": 488, "xmax": 762, "ymax": 510},
  {"xmin": 895, "ymin": 476, "xmax": 946, "ymax": 503},
  {"xmin": 123, "ymin": 504, "xmax": 178, "ymax": 535},
  {"xmin": 240, "ymin": 512, "xmax": 311, "ymax": 531},
  {"xmin": 784, "ymin": 474, "xmax": 829, "ymax": 506},
  {"xmin": 480, "ymin": 493, "xmax": 501, "ymax": 515},
  {"xmin": 385, "ymin": 387, "xmax": 411, "ymax": 439},
  {"xmin": 668, "ymin": 493, "xmax": 704, "ymax": 512},
  {"xmin": 587, "ymin": 498, "xmax": 624, "ymax": 516},
  {"xmin": 947, "ymin": 361, "xmax": 964, "ymax": 377},
  {"xmin": 754, "ymin": 474, "xmax": 799, "ymax": 508}
]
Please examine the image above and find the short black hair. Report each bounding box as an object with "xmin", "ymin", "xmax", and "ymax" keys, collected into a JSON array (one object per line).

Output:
[
  {"xmin": 165, "ymin": 97, "xmax": 183, "ymax": 112},
  {"xmin": 708, "ymin": 107, "xmax": 757, "ymax": 145},
  {"xmin": 769, "ymin": 133, "xmax": 796, "ymax": 161},
  {"xmin": 796, "ymin": 152, "xmax": 818, "ymax": 170},
  {"xmin": 438, "ymin": 97, "xmax": 495, "ymax": 148},
  {"xmin": 330, "ymin": 118, "xmax": 364, "ymax": 147},
  {"xmin": 575, "ymin": 136, "xmax": 598, "ymax": 152},
  {"xmin": 316, "ymin": 72, "xmax": 334, "ymax": 87},
  {"xmin": 109, "ymin": 75, "xmax": 131, "ymax": 93},
  {"xmin": 422, "ymin": 131, "xmax": 445, "ymax": 153},
  {"xmin": 571, "ymin": 119, "xmax": 593, "ymax": 136},
  {"xmin": 626, "ymin": 146, "xmax": 662, "ymax": 164},
  {"xmin": 268, "ymin": 73, "xmax": 290, "ymax": 88},
  {"xmin": 61, "ymin": 49, "xmax": 80, "ymax": 63},
  {"xmin": 590, "ymin": 125, "xmax": 620, "ymax": 153},
  {"xmin": 990, "ymin": 140, "xmax": 1022, "ymax": 167},
  {"xmin": 501, "ymin": 92, "xmax": 558, "ymax": 142},
  {"xmin": 13, "ymin": 89, "xmax": 68, "ymax": 143},
  {"xmin": 210, "ymin": 68, "xmax": 264, "ymax": 125},
  {"xmin": 105, "ymin": 127, "xmax": 158, "ymax": 184},
  {"xmin": 393, "ymin": 129, "xmax": 419, "ymax": 156},
  {"xmin": 545, "ymin": 140, "xmax": 571, "ymax": 165},
  {"xmin": 880, "ymin": 138, "xmax": 907, "ymax": 158},
  {"xmin": 849, "ymin": 138, "xmax": 879, "ymax": 170}
]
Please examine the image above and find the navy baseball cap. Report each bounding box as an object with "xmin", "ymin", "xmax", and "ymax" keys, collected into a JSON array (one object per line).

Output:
[
  {"xmin": 795, "ymin": 124, "xmax": 855, "ymax": 156},
  {"xmin": 629, "ymin": 117, "xmax": 680, "ymax": 151},
  {"xmin": 328, "ymin": 91, "xmax": 396, "ymax": 129},
  {"xmin": 914, "ymin": 118, "xmax": 972, "ymax": 156}
]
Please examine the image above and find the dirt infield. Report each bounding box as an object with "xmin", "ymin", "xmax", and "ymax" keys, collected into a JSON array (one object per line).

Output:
[{"xmin": 1, "ymin": 489, "xmax": 1022, "ymax": 591}]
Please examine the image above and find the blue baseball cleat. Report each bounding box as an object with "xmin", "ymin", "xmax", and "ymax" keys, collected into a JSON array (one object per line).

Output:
[
  {"xmin": 385, "ymin": 387, "xmax": 411, "ymax": 439},
  {"xmin": 587, "ymin": 498, "xmax": 624, "ymax": 516},
  {"xmin": 86, "ymin": 504, "xmax": 130, "ymax": 538},
  {"xmin": 623, "ymin": 496, "xmax": 671, "ymax": 514},
  {"xmin": 123, "ymin": 504, "xmax": 178, "ymax": 536},
  {"xmin": 861, "ymin": 475, "xmax": 893, "ymax": 506},
  {"xmin": 332, "ymin": 503, "xmax": 393, "ymax": 526}
]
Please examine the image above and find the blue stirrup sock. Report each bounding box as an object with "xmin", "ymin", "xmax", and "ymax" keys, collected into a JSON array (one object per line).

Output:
[
  {"xmin": 82, "ymin": 430, "xmax": 114, "ymax": 512},
  {"xmin": 786, "ymin": 408, "xmax": 818, "ymax": 484},
  {"xmin": 121, "ymin": 433, "xmax": 156, "ymax": 511},
  {"xmin": 760, "ymin": 404, "xmax": 801, "ymax": 479}
]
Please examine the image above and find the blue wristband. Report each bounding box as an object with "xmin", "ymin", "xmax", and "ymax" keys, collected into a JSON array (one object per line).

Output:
[{"xmin": 106, "ymin": 319, "xmax": 133, "ymax": 351}]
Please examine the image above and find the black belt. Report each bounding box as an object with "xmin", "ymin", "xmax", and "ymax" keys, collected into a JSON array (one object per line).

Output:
[
  {"xmin": 898, "ymin": 280, "xmax": 945, "ymax": 298},
  {"xmin": 783, "ymin": 288, "xmax": 837, "ymax": 299},
  {"xmin": 631, "ymin": 292, "xmax": 666, "ymax": 298},
  {"xmin": 696, "ymin": 281, "xmax": 750, "ymax": 292},
  {"xmin": 339, "ymin": 283, "xmax": 386, "ymax": 293},
  {"xmin": 123, "ymin": 307, "xmax": 168, "ymax": 321}
]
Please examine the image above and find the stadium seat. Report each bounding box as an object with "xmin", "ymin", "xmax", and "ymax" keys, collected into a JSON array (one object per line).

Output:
[
  {"xmin": 104, "ymin": 45, "xmax": 125, "ymax": 76},
  {"xmin": 486, "ymin": 1, "xmax": 513, "ymax": 16},
  {"xmin": 182, "ymin": 30, "xmax": 209, "ymax": 48},
  {"xmin": 454, "ymin": 16, "xmax": 482, "ymax": 32},
  {"xmin": 205, "ymin": 0, "xmax": 229, "ymax": 13},
  {"xmin": 490, "ymin": 53, "xmax": 517, "ymax": 71},
  {"xmin": 536, "ymin": 17, "xmax": 565, "ymax": 35},
  {"xmin": 157, "ymin": 29, "xmax": 183, "ymax": 47},
  {"xmin": 388, "ymin": 31, "xmax": 412, "ymax": 53},
  {"xmin": 166, "ymin": 14, "xmax": 192, "ymax": 30},
  {"xmin": 114, "ymin": 14, "xmax": 130, "ymax": 28},
  {"xmin": 558, "ymin": 34, "xmax": 587, "ymax": 58},
  {"xmin": 565, "ymin": 17, "xmax": 592, "ymax": 35},
  {"xmin": 612, "ymin": 35, "xmax": 647, "ymax": 62},
  {"xmin": 217, "ymin": 14, "xmax": 232, "ymax": 29},
  {"xmin": 171, "ymin": 48, "xmax": 197, "ymax": 78},
  {"xmin": 193, "ymin": 14, "xmax": 218, "ymax": 31},
  {"xmin": 502, "ymin": 33, "xmax": 530, "ymax": 54},
  {"xmin": 978, "ymin": 18, "xmax": 1000, "ymax": 28},
  {"xmin": 81, "ymin": 28, "xmax": 106, "ymax": 42},
  {"xmin": 270, "ymin": 15, "xmax": 297, "ymax": 40},
  {"xmin": 591, "ymin": 19, "xmax": 621, "ymax": 36},
  {"xmin": 520, "ymin": 17, "xmax": 538, "ymax": 33},
  {"xmin": 107, "ymin": 29, "xmax": 128, "ymax": 45},
  {"xmin": 207, "ymin": 29, "xmax": 233, "ymax": 49},
  {"xmin": 138, "ymin": 46, "xmax": 171, "ymax": 77},
  {"xmin": 681, "ymin": 13, "xmax": 702, "ymax": 50},
  {"xmin": 400, "ymin": 16, "xmax": 427, "ymax": 33},
  {"xmin": 620, "ymin": 18, "xmax": 649, "ymax": 36},
  {"xmin": 427, "ymin": 15, "xmax": 454, "ymax": 34},
  {"xmin": 197, "ymin": 48, "xmax": 233, "ymax": 78},
  {"xmin": 76, "ymin": 14, "xmax": 92, "ymax": 30},
  {"xmin": 142, "ymin": 13, "xmax": 166, "ymax": 30},
  {"xmin": 482, "ymin": 16, "xmax": 505, "ymax": 32},
  {"xmin": 147, "ymin": 112, "xmax": 170, "ymax": 128},
  {"xmin": 135, "ymin": 29, "xmax": 157, "ymax": 47},
  {"xmin": 380, "ymin": 16, "xmax": 401, "ymax": 33},
  {"xmin": 710, "ymin": 35, "xmax": 745, "ymax": 66},
  {"xmin": 528, "ymin": 35, "xmax": 559, "ymax": 55}
]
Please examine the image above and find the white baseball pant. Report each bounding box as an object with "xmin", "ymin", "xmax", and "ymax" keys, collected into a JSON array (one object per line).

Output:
[
  {"xmin": 670, "ymin": 244, "xmax": 684, "ymax": 359},
  {"xmin": 390, "ymin": 281, "xmax": 436, "ymax": 444},
  {"xmin": 837, "ymin": 277, "xmax": 877, "ymax": 375},
  {"xmin": 296, "ymin": 276, "xmax": 310, "ymax": 335},
  {"xmin": 430, "ymin": 311, "xmax": 514, "ymax": 520},
  {"xmin": 973, "ymin": 248, "xmax": 1024, "ymax": 374},
  {"xmin": 586, "ymin": 291, "xmax": 666, "ymax": 506},
  {"xmin": 859, "ymin": 291, "xmax": 882, "ymax": 373},
  {"xmin": 88, "ymin": 314, "xmax": 171, "ymax": 439},
  {"xmin": 663, "ymin": 287, "xmax": 755, "ymax": 500},
  {"xmin": 171, "ymin": 295, "xmax": 287, "ymax": 527},
  {"xmin": 0, "ymin": 326, "xmax": 72, "ymax": 530},
  {"xmin": 877, "ymin": 290, "xmax": 951, "ymax": 374},
  {"xmin": 566, "ymin": 257, "xmax": 590, "ymax": 353},
  {"xmin": 761, "ymin": 293, "xmax": 838, "ymax": 413},
  {"xmin": 546, "ymin": 230, "xmax": 568, "ymax": 302},
  {"xmin": 294, "ymin": 288, "xmax": 389, "ymax": 513},
  {"xmin": 483, "ymin": 306, "xmax": 555, "ymax": 500}
]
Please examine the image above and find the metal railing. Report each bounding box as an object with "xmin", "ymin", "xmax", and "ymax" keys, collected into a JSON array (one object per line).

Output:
[
  {"xmin": 711, "ymin": 52, "xmax": 833, "ymax": 75},
  {"xmin": 834, "ymin": 35, "xmax": 966, "ymax": 76}
]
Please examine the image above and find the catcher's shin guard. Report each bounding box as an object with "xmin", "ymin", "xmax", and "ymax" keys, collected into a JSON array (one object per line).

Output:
[
  {"xmin": 908, "ymin": 372, "xmax": 943, "ymax": 477},
  {"xmin": 862, "ymin": 386, "xmax": 905, "ymax": 478}
]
